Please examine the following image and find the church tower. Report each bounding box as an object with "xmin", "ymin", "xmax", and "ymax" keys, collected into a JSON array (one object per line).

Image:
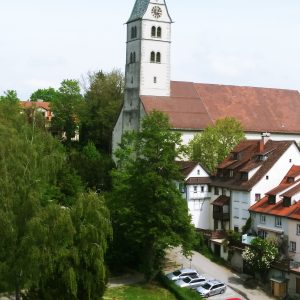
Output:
[{"xmin": 122, "ymin": 0, "xmax": 172, "ymax": 132}]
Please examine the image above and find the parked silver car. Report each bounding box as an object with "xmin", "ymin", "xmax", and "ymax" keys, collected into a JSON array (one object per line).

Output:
[
  {"xmin": 175, "ymin": 274, "xmax": 206, "ymax": 289},
  {"xmin": 196, "ymin": 280, "xmax": 226, "ymax": 297},
  {"xmin": 166, "ymin": 268, "xmax": 200, "ymax": 281}
]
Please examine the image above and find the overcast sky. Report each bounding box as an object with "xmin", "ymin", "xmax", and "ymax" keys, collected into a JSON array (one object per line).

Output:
[{"xmin": 1, "ymin": 0, "xmax": 300, "ymax": 100}]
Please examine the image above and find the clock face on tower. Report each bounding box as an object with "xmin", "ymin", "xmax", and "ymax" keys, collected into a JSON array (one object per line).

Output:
[{"xmin": 151, "ymin": 6, "xmax": 162, "ymax": 18}]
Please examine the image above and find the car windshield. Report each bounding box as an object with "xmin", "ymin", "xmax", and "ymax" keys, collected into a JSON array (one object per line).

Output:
[
  {"xmin": 183, "ymin": 277, "xmax": 191, "ymax": 283},
  {"xmin": 173, "ymin": 270, "xmax": 181, "ymax": 276},
  {"xmin": 201, "ymin": 283, "xmax": 212, "ymax": 290}
]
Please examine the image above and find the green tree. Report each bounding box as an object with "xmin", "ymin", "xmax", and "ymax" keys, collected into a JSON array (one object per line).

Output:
[
  {"xmin": 25, "ymin": 192, "xmax": 112, "ymax": 300},
  {"xmin": 30, "ymin": 87, "xmax": 59, "ymax": 102},
  {"xmin": 69, "ymin": 142, "xmax": 114, "ymax": 191},
  {"xmin": 242, "ymin": 237, "xmax": 278, "ymax": 276},
  {"xmin": 51, "ymin": 79, "xmax": 83, "ymax": 144},
  {"xmin": 108, "ymin": 111, "xmax": 195, "ymax": 281},
  {"xmin": 0, "ymin": 104, "xmax": 112, "ymax": 299},
  {"xmin": 0, "ymin": 90, "xmax": 20, "ymax": 102},
  {"xmin": 80, "ymin": 70, "xmax": 124, "ymax": 153},
  {"xmin": 189, "ymin": 117, "xmax": 245, "ymax": 173},
  {"xmin": 0, "ymin": 106, "xmax": 66, "ymax": 299}
]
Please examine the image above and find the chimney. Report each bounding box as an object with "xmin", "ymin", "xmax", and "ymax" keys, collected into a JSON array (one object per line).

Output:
[{"xmin": 259, "ymin": 132, "xmax": 271, "ymax": 152}]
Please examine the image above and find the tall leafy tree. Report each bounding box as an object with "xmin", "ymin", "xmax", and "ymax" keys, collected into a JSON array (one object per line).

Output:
[
  {"xmin": 51, "ymin": 79, "xmax": 83, "ymax": 144},
  {"xmin": 0, "ymin": 103, "xmax": 112, "ymax": 299},
  {"xmin": 30, "ymin": 87, "xmax": 59, "ymax": 102},
  {"xmin": 109, "ymin": 111, "xmax": 195, "ymax": 280},
  {"xmin": 81, "ymin": 70, "xmax": 124, "ymax": 153},
  {"xmin": 0, "ymin": 90, "xmax": 20, "ymax": 102},
  {"xmin": 189, "ymin": 117, "xmax": 245, "ymax": 173}
]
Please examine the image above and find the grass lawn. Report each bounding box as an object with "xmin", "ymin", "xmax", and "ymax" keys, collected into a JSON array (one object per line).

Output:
[{"xmin": 103, "ymin": 283, "xmax": 177, "ymax": 300}]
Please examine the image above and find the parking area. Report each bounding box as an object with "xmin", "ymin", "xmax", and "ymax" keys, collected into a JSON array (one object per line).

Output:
[{"xmin": 165, "ymin": 248, "xmax": 273, "ymax": 300}]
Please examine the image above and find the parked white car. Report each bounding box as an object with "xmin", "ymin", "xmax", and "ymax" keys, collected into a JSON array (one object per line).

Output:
[
  {"xmin": 196, "ymin": 280, "xmax": 226, "ymax": 297},
  {"xmin": 166, "ymin": 268, "xmax": 200, "ymax": 281},
  {"xmin": 175, "ymin": 274, "xmax": 206, "ymax": 289}
]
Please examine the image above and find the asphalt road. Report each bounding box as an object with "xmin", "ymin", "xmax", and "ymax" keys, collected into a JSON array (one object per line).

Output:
[{"xmin": 165, "ymin": 248, "xmax": 275, "ymax": 300}]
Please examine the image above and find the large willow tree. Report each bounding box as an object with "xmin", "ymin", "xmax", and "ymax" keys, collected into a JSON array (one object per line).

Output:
[{"xmin": 0, "ymin": 98, "xmax": 112, "ymax": 300}]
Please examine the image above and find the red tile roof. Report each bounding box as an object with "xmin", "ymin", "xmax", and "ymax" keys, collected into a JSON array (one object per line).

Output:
[
  {"xmin": 141, "ymin": 81, "xmax": 300, "ymax": 134},
  {"xmin": 281, "ymin": 183, "xmax": 300, "ymax": 198},
  {"xmin": 212, "ymin": 139, "xmax": 294, "ymax": 191},
  {"xmin": 176, "ymin": 161, "xmax": 198, "ymax": 177},
  {"xmin": 20, "ymin": 101, "xmax": 51, "ymax": 111},
  {"xmin": 249, "ymin": 196, "xmax": 300, "ymax": 219}
]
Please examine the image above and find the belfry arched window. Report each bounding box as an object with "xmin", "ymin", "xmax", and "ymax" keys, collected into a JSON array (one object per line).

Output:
[
  {"xmin": 157, "ymin": 27, "xmax": 162, "ymax": 38},
  {"xmin": 130, "ymin": 52, "xmax": 133, "ymax": 63},
  {"xmin": 151, "ymin": 26, "xmax": 156, "ymax": 37},
  {"xmin": 150, "ymin": 51, "xmax": 155, "ymax": 62},
  {"xmin": 131, "ymin": 26, "xmax": 137, "ymax": 39},
  {"xmin": 133, "ymin": 52, "xmax": 136, "ymax": 63},
  {"xmin": 156, "ymin": 52, "xmax": 161, "ymax": 63}
]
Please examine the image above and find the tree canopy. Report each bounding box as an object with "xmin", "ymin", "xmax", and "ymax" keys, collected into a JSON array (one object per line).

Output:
[
  {"xmin": 80, "ymin": 70, "xmax": 124, "ymax": 153},
  {"xmin": 30, "ymin": 87, "xmax": 59, "ymax": 102},
  {"xmin": 189, "ymin": 117, "xmax": 245, "ymax": 173},
  {"xmin": 108, "ymin": 110, "xmax": 195, "ymax": 280},
  {"xmin": 242, "ymin": 237, "xmax": 278, "ymax": 276},
  {"xmin": 0, "ymin": 101, "xmax": 112, "ymax": 299}
]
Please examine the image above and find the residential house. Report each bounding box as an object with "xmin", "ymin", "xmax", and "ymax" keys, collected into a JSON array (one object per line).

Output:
[
  {"xmin": 249, "ymin": 166, "xmax": 300, "ymax": 298},
  {"xmin": 211, "ymin": 134, "xmax": 300, "ymax": 233},
  {"xmin": 177, "ymin": 161, "xmax": 211, "ymax": 229},
  {"xmin": 20, "ymin": 100, "xmax": 53, "ymax": 122}
]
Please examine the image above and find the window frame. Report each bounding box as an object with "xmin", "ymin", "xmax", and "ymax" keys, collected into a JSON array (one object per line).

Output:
[
  {"xmin": 260, "ymin": 214, "xmax": 266, "ymax": 224},
  {"xmin": 290, "ymin": 241, "xmax": 296, "ymax": 253},
  {"xmin": 275, "ymin": 216, "xmax": 282, "ymax": 228}
]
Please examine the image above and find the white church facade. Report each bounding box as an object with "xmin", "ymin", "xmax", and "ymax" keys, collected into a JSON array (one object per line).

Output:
[{"xmin": 113, "ymin": 0, "xmax": 300, "ymax": 153}]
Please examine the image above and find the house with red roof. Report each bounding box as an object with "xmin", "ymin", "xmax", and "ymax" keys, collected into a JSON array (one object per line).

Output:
[
  {"xmin": 113, "ymin": 0, "xmax": 300, "ymax": 154},
  {"xmin": 177, "ymin": 161, "xmax": 211, "ymax": 229},
  {"xmin": 20, "ymin": 100, "xmax": 52, "ymax": 122},
  {"xmin": 249, "ymin": 166, "xmax": 300, "ymax": 297},
  {"xmin": 210, "ymin": 134, "xmax": 300, "ymax": 233}
]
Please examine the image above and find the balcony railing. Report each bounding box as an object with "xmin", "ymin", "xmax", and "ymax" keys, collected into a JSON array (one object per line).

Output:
[{"xmin": 213, "ymin": 211, "xmax": 230, "ymax": 220}]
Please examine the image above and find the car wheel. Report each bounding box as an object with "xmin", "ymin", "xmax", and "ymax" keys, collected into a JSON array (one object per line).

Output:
[{"xmin": 220, "ymin": 288, "xmax": 225, "ymax": 294}]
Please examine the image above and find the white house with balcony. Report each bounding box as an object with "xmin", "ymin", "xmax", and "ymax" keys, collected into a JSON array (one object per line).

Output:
[{"xmin": 177, "ymin": 161, "xmax": 211, "ymax": 229}]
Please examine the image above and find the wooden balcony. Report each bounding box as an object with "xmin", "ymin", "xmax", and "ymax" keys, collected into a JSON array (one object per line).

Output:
[{"xmin": 213, "ymin": 211, "xmax": 230, "ymax": 220}]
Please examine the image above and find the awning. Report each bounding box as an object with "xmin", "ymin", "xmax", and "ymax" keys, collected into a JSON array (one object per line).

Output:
[{"xmin": 211, "ymin": 195, "xmax": 230, "ymax": 206}]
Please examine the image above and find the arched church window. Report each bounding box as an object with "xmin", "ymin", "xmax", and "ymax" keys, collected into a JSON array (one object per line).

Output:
[
  {"xmin": 130, "ymin": 52, "xmax": 133, "ymax": 63},
  {"xmin": 151, "ymin": 26, "xmax": 156, "ymax": 37},
  {"xmin": 156, "ymin": 52, "xmax": 161, "ymax": 63},
  {"xmin": 150, "ymin": 51, "xmax": 155, "ymax": 62},
  {"xmin": 157, "ymin": 27, "xmax": 162, "ymax": 38},
  {"xmin": 131, "ymin": 26, "xmax": 137, "ymax": 39},
  {"xmin": 133, "ymin": 52, "xmax": 136, "ymax": 63}
]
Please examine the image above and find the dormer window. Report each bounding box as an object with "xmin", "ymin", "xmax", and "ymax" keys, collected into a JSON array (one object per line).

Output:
[
  {"xmin": 287, "ymin": 177, "xmax": 295, "ymax": 183},
  {"xmin": 240, "ymin": 172, "xmax": 248, "ymax": 181},
  {"xmin": 283, "ymin": 196, "xmax": 292, "ymax": 207},
  {"xmin": 232, "ymin": 152, "xmax": 240, "ymax": 160},
  {"xmin": 258, "ymin": 154, "xmax": 267, "ymax": 161},
  {"xmin": 268, "ymin": 194, "xmax": 276, "ymax": 204}
]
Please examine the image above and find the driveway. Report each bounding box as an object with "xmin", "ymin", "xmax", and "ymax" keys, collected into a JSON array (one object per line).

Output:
[{"xmin": 165, "ymin": 248, "xmax": 275, "ymax": 300}]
